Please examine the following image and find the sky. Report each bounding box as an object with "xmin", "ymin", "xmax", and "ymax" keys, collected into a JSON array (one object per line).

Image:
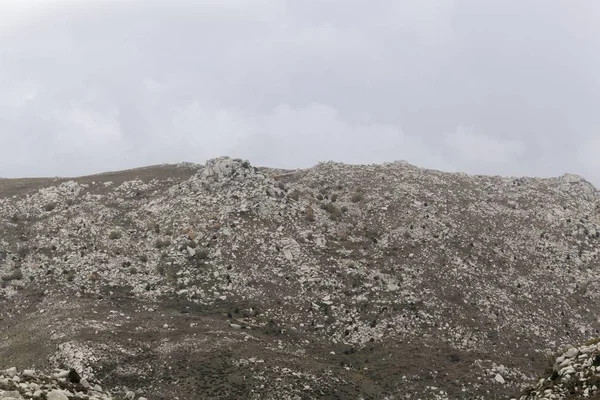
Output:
[{"xmin": 1, "ymin": 0, "xmax": 599, "ymax": 185}]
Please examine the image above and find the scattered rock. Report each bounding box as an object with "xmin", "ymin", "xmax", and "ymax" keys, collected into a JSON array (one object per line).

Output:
[{"xmin": 0, "ymin": 157, "xmax": 598, "ymax": 400}]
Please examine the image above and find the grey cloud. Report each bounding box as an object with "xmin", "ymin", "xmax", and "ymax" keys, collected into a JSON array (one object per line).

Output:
[{"xmin": 0, "ymin": 0, "xmax": 599, "ymax": 186}]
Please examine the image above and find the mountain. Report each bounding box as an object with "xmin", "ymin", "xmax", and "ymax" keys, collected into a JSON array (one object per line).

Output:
[{"xmin": 0, "ymin": 157, "xmax": 599, "ymax": 400}]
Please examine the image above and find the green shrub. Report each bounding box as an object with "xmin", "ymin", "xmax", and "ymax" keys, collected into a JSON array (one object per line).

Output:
[
  {"xmin": 322, "ymin": 202, "xmax": 342, "ymax": 221},
  {"xmin": 325, "ymin": 203, "xmax": 338, "ymax": 214},
  {"xmin": 17, "ymin": 246, "xmax": 29, "ymax": 258},
  {"xmin": 154, "ymin": 238, "xmax": 171, "ymax": 248},
  {"xmin": 1, "ymin": 268, "xmax": 23, "ymax": 282},
  {"xmin": 351, "ymin": 192, "xmax": 363, "ymax": 203},
  {"xmin": 288, "ymin": 190, "xmax": 301, "ymax": 201},
  {"xmin": 306, "ymin": 207, "xmax": 315, "ymax": 222},
  {"xmin": 11, "ymin": 268, "xmax": 23, "ymax": 280},
  {"xmin": 584, "ymin": 337, "xmax": 600, "ymax": 346},
  {"xmin": 196, "ymin": 249, "xmax": 209, "ymax": 260},
  {"xmin": 44, "ymin": 202, "xmax": 57, "ymax": 212},
  {"xmin": 65, "ymin": 270, "xmax": 76, "ymax": 282}
]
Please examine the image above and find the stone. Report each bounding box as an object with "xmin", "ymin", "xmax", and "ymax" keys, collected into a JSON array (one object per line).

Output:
[
  {"xmin": 0, "ymin": 391, "xmax": 22, "ymax": 399},
  {"xmin": 202, "ymin": 157, "xmax": 249, "ymax": 180},
  {"xmin": 281, "ymin": 238, "xmax": 301, "ymax": 261},
  {"xmin": 46, "ymin": 391, "xmax": 69, "ymax": 400},
  {"xmin": 186, "ymin": 246, "xmax": 196, "ymax": 257},
  {"xmin": 22, "ymin": 370, "xmax": 36, "ymax": 378},
  {"xmin": 52, "ymin": 370, "xmax": 69, "ymax": 379},
  {"xmin": 559, "ymin": 366, "xmax": 575, "ymax": 376},
  {"xmin": 67, "ymin": 368, "xmax": 81, "ymax": 383},
  {"xmin": 565, "ymin": 347, "xmax": 579, "ymax": 358},
  {"xmin": 494, "ymin": 374, "xmax": 505, "ymax": 384},
  {"xmin": 283, "ymin": 248, "xmax": 294, "ymax": 261}
]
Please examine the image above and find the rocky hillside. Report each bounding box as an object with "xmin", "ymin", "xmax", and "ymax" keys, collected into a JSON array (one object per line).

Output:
[{"xmin": 0, "ymin": 157, "xmax": 599, "ymax": 399}]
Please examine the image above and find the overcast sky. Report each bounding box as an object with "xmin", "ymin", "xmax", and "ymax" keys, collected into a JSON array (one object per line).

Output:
[{"xmin": 1, "ymin": 0, "xmax": 599, "ymax": 185}]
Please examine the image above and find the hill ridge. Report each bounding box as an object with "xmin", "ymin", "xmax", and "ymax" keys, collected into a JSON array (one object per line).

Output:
[{"xmin": 0, "ymin": 156, "xmax": 599, "ymax": 399}]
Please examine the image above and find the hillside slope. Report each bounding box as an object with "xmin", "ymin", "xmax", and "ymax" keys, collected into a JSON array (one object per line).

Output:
[{"xmin": 0, "ymin": 157, "xmax": 599, "ymax": 399}]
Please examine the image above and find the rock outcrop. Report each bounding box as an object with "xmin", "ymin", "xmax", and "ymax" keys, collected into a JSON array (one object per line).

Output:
[
  {"xmin": 0, "ymin": 366, "xmax": 118, "ymax": 400},
  {"xmin": 518, "ymin": 340, "xmax": 600, "ymax": 399}
]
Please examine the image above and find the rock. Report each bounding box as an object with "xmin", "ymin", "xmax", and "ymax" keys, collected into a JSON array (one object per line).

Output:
[
  {"xmin": 52, "ymin": 370, "xmax": 69, "ymax": 379},
  {"xmin": 561, "ymin": 173, "xmax": 584, "ymax": 184},
  {"xmin": 494, "ymin": 374, "xmax": 505, "ymax": 384},
  {"xmin": 202, "ymin": 157, "xmax": 250, "ymax": 180},
  {"xmin": 125, "ymin": 391, "xmax": 135, "ymax": 399},
  {"xmin": 67, "ymin": 368, "xmax": 81, "ymax": 383},
  {"xmin": 521, "ymin": 342, "xmax": 600, "ymax": 398},
  {"xmin": 46, "ymin": 391, "xmax": 69, "ymax": 400},
  {"xmin": 283, "ymin": 248, "xmax": 294, "ymax": 261},
  {"xmin": 559, "ymin": 365, "xmax": 575, "ymax": 376},
  {"xmin": 0, "ymin": 391, "xmax": 22, "ymax": 399},
  {"xmin": 22, "ymin": 370, "xmax": 36, "ymax": 378},
  {"xmin": 565, "ymin": 347, "xmax": 579, "ymax": 358},
  {"xmin": 186, "ymin": 246, "xmax": 196, "ymax": 257},
  {"xmin": 281, "ymin": 238, "xmax": 301, "ymax": 261}
]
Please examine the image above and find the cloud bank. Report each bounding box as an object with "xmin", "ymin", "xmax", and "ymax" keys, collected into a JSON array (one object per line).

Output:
[{"xmin": 0, "ymin": 0, "xmax": 599, "ymax": 186}]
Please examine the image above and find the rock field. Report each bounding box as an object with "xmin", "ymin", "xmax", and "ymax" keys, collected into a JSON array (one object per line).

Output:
[{"xmin": 0, "ymin": 157, "xmax": 599, "ymax": 399}]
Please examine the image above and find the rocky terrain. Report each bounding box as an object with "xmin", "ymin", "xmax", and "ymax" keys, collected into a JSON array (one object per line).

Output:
[
  {"xmin": 519, "ymin": 338, "xmax": 600, "ymax": 399},
  {"xmin": 0, "ymin": 156, "xmax": 599, "ymax": 399},
  {"xmin": 0, "ymin": 366, "xmax": 117, "ymax": 400}
]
